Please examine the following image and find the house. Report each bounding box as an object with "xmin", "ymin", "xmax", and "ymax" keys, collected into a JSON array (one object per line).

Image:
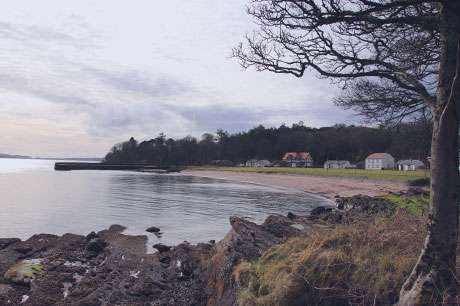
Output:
[
  {"xmin": 324, "ymin": 160, "xmax": 352, "ymax": 169},
  {"xmin": 365, "ymin": 153, "xmax": 395, "ymax": 170},
  {"xmin": 282, "ymin": 152, "xmax": 314, "ymax": 167},
  {"xmin": 397, "ymin": 160, "xmax": 425, "ymax": 171},
  {"xmin": 245, "ymin": 159, "xmax": 271, "ymax": 167}
]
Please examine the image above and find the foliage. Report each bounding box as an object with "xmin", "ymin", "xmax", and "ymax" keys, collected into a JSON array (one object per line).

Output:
[
  {"xmin": 385, "ymin": 193, "xmax": 430, "ymax": 215},
  {"xmin": 104, "ymin": 122, "xmax": 431, "ymax": 166}
]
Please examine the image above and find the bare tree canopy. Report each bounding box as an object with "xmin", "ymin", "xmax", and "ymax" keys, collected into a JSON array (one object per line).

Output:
[
  {"xmin": 235, "ymin": 1, "xmax": 460, "ymax": 305},
  {"xmin": 234, "ymin": 0, "xmax": 441, "ymax": 121}
]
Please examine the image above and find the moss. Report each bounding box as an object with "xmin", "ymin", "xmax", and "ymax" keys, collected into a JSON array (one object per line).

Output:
[
  {"xmin": 385, "ymin": 194, "xmax": 429, "ymax": 215},
  {"xmin": 236, "ymin": 211, "xmax": 428, "ymax": 306}
]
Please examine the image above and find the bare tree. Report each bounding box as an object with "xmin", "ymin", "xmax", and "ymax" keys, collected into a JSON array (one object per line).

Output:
[{"xmin": 234, "ymin": 0, "xmax": 460, "ymax": 304}]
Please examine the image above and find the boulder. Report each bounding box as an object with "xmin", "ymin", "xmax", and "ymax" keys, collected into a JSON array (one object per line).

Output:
[
  {"xmin": 146, "ymin": 226, "xmax": 161, "ymax": 233},
  {"xmin": 205, "ymin": 216, "xmax": 283, "ymax": 306},
  {"xmin": 0, "ymin": 238, "xmax": 20, "ymax": 250},
  {"xmin": 14, "ymin": 245, "xmax": 32, "ymax": 254},
  {"xmin": 153, "ymin": 244, "xmax": 171, "ymax": 253},
  {"xmin": 85, "ymin": 231, "xmax": 98, "ymax": 241},
  {"xmin": 336, "ymin": 195, "xmax": 395, "ymax": 215},
  {"xmin": 86, "ymin": 238, "xmax": 107, "ymax": 254}
]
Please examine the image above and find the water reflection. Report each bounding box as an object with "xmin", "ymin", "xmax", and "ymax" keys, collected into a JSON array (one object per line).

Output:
[{"xmin": 0, "ymin": 159, "xmax": 331, "ymax": 245}]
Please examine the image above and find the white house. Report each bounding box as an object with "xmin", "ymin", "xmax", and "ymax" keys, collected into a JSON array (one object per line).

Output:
[
  {"xmin": 245, "ymin": 159, "xmax": 271, "ymax": 167},
  {"xmin": 365, "ymin": 153, "xmax": 395, "ymax": 170},
  {"xmin": 282, "ymin": 152, "xmax": 314, "ymax": 167},
  {"xmin": 324, "ymin": 160, "xmax": 352, "ymax": 169},
  {"xmin": 397, "ymin": 160, "xmax": 425, "ymax": 171}
]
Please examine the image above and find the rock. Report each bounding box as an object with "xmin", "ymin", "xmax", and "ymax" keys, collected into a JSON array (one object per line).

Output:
[
  {"xmin": 209, "ymin": 240, "xmax": 215, "ymax": 245},
  {"xmin": 146, "ymin": 226, "xmax": 161, "ymax": 233},
  {"xmin": 287, "ymin": 212, "xmax": 296, "ymax": 219},
  {"xmin": 85, "ymin": 231, "xmax": 98, "ymax": 241},
  {"xmin": 159, "ymin": 256, "xmax": 171, "ymax": 264},
  {"xmin": 0, "ymin": 284, "xmax": 13, "ymax": 295},
  {"xmin": 14, "ymin": 245, "xmax": 32, "ymax": 255},
  {"xmin": 310, "ymin": 206, "xmax": 333, "ymax": 216},
  {"xmin": 335, "ymin": 195, "xmax": 395, "ymax": 215},
  {"xmin": 4, "ymin": 259, "xmax": 45, "ymax": 285},
  {"xmin": 206, "ymin": 216, "xmax": 283, "ymax": 306},
  {"xmin": 0, "ymin": 238, "xmax": 20, "ymax": 250},
  {"xmin": 290, "ymin": 223, "xmax": 305, "ymax": 230},
  {"xmin": 153, "ymin": 244, "xmax": 171, "ymax": 253},
  {"xmin": 85, "ymin": 238, "xmax": 107, "ymax": 254}
]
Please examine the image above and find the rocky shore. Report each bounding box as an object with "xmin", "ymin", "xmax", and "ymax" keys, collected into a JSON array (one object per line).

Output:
[{"xmin": 0, "ymin": 195, "xmax": 405, "ymax": 306}]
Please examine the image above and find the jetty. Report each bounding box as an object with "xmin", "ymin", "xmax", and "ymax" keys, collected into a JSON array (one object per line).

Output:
[{"xmin": 54, "ymin": 162, "xmax": 181, "ymax": 172}]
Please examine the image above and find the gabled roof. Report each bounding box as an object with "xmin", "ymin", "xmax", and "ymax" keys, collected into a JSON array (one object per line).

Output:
[
  {"xmin": 282, "ymin": 152, "xmax": 313, "ymax": 161},
  {"xmin": 366, "ymin": 153, "xmax": 393, "ymax": 159}
]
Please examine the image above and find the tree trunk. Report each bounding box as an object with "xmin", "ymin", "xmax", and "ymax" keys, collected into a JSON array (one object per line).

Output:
[{"xmin": 397, "ymin": 1, "xmax": 460, "ymax": 305}]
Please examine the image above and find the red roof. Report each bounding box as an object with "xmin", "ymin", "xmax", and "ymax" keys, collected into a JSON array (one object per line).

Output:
[
  {"xmin": 367, "ymin": 153, "xmax": 392, "ymax": 159},
  {"xmin": 282, "ymin": 152, "xmax": 313, "ymax": 161}
]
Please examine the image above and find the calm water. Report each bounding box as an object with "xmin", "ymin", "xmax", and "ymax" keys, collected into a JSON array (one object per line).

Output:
[{"xmin": 0, "ymin": 158, "xmax": 331, "ymax": 246}]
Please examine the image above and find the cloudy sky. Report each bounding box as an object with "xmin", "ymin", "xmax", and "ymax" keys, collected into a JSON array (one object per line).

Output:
[{"xmin": 0, "ymin": 0, "xmax": 355, "ymax": 157}]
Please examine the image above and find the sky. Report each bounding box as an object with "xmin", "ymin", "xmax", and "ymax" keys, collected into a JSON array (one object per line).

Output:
[{"xmin": 0, "ymin": 0, "xmax": 356, "ymax": 157}]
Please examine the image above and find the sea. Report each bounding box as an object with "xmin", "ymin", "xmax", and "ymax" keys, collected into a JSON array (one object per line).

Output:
[{"xmin": 0, "ymin": 158, "xmax": 330, "ymax": 246}]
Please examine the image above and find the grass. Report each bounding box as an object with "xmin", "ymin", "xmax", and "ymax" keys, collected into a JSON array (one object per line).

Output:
[
  {"xmin": 235, "ymin": 211, "xmax": 430, "ymax": 306},
  {"xmin": 385, "ymin": 193, "xmax": 430, "ymax": 215},
  {"xmin": 188, "ymin": 166, "xmax": 431, "ymax": 182}
]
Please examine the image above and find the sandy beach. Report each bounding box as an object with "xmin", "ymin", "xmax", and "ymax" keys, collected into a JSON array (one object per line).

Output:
[{"xmin": 183, "ymin": 170, "xmax": 409, "ymax": 200}]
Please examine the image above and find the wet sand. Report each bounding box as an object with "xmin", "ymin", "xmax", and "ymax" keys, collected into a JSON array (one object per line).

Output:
[{"xmin": 182, "ymin": 170, "xmax": 409, "ymax": 200}]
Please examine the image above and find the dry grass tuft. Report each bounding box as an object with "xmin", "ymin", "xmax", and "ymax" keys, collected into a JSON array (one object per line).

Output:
[{"xmin": 236, "ymin": 211, "xmax": 428, "ymax": 306}]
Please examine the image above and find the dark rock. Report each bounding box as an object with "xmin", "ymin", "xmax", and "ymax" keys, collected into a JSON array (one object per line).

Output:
[
  {"xmin": 146, "ymin": 226, "xmax": 161, "ymax": 233},
  {"xmin": 159, "ymin": 256, "xmax": 171, "ymax": 264},
  {"xmin": 85, "ymin": 238, "xmax": 107, "ymax": 254},
  {"xmin": 153, "ymin": 243, "xmax": 171, "ymax": 253},
  {"xmin": 206, "ymin": 216, "xmax": 284, "ymax": 306},
  {"xmin": 14, "ymin": 245, "xmax": 32, "ymax": 254},
  {"xmin": 287, "ymin": 212, "xmax": 296, "ymax": 219},
  {"xmin": 0, "ymin": 238, "xmax": 20, "ymax": 250},
  {"xmin": 335, "ymin": 195, "xmax": 395, "ymax": 215},
  {"xmin": 262, "ymin": 215, "xmax": 300, "ymax": 238},
  {"xmin": 209, "ymin": 240, "xmax": 215, "ymax": 245},
  {"xmin": 310, "ymin": 206, "xmax": 333, "ymax": 216},
  {"xmin": 85, "ymin": 231, "xmax": 98, "ymax": 241}
]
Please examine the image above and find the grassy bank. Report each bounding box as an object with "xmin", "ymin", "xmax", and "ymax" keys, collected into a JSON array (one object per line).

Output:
[
  {"xmin": 234, "ymin": 194, "xmax": 454, "ymax": 306},
  {"xmin": 187, "ymin": 166, "xmax": 430, "ymax": 182}
]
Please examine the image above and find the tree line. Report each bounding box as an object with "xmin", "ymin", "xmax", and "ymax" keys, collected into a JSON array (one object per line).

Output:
[{"xmin": 103, "ymin": 121, "xmax": 431, "ymax": 166}]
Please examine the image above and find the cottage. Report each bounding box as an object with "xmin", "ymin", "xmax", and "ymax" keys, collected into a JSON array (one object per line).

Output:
[
  {"xmin": 365, "ymin": 153, "xmax": 395, "ymax": 170},
  {"xmin": 245, "ymin": 159, "xmax": 271, "ymax": 167},
  {"xmin": 282, "ymin": 152, "xmax": 314, "ymax": 167},
  {"xmin": 324, "ymin": 160, "xmax": 352, "ymax": 169},
  {"xmin": 397, "ymin": 160, "xmax": 425, "ymax": 171}
]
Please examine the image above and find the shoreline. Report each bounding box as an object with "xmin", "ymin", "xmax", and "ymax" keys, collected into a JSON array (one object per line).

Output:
[
  {"xmin": 181, "ymin": 169, "xmax": 409, "ymax": 200},
  {"xmin": 0, "ymin": 193, "xmax": 408, "ymax": 306}
]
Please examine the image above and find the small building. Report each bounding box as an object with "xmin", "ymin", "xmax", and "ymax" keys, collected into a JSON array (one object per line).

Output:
[
  {"xmin": 245, "ymin": 159, "xmax": 271, "ymax": 167},
  {"xmin": 365, "ymin": 153, "xmax": 395, "ymax": 170},
  {"xmin": 282, "ymin": 152, "xmax": 314, "ymax": 167},
  {"xmin": 397, "ymin": 160, "xmax": 425, "ymax": 171},
  {"xmin": 324, "ymin": 160, "xmax": 352, "ymax": 169}
]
